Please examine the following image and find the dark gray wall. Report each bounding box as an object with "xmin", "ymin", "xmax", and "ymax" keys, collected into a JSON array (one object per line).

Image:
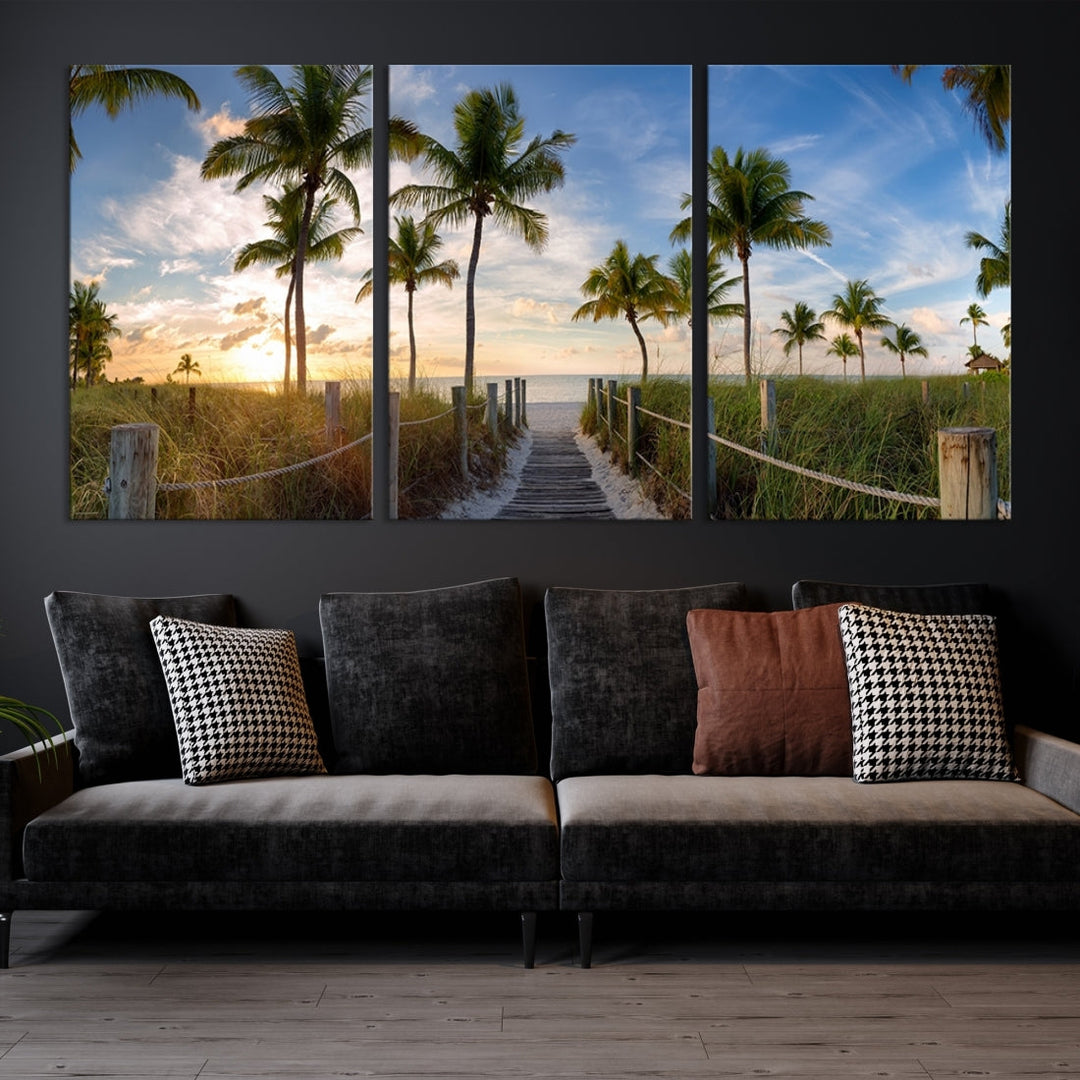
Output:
[{"xmin": 2, "ymin": 1, "xmax": 1076, "ymax": 752}]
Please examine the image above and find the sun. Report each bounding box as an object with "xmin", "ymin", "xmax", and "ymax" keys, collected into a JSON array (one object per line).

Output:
[{"xmin": 218, "ymin": 342, "xmax": 288, "ymax": 387}]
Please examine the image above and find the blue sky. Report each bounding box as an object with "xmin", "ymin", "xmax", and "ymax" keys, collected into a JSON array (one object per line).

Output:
[
  {"xmin": 707, "ymin": 65, "xmax": 1010, "ymax": 379},
  {"xmin": 69, "ymin": 63, "xmax": 1008, "ymax": 385}
]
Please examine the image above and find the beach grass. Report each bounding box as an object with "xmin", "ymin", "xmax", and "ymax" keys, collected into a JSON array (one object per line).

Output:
[
  {"xmin": 71, "ymin": 381, "xmax": 375, "ymax": 520},
  {"xmin": 393, "ymin": 382, "xmax": 513, "ymax": 519},
  {"xmin": 70, "ymin": 379, "xmax": 514, "ymax": 520},
  {"xmin": 582, "ymin": 373, "xmax": 1011, "ymax": 520}
]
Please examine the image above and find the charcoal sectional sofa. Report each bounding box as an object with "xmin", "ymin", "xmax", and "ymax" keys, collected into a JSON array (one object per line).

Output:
[{"xmin": 2, "ymin": 577, "xmax": 1079, "ymax": 969}]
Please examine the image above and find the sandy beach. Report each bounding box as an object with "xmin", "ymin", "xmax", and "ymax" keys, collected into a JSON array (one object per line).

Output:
[{"xmin": 438, "ymin": 402, "xmax": 666, "ymax": 520}]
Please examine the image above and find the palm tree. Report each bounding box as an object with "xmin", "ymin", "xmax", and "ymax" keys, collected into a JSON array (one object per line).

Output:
[
  {"xmin": 173, "ymin": 353, "xmax": 201, "ymax": 384},
  {"xmin": 959, "ymin": 302, "xmax": 989, "ymax": 350},
  {"xmin": 664, "ymin": 247, "xmax": 743, "ymax": 328},
  {"xmin": 772, "ymin": 301, "xmax": 826, "ymax": 376},
  {"xmin": 671, "ymin": 145, "xmax": 831, "ymax": 385},
  {"xmin": 826, "ymin": 333, "xmax": 859, "ymax": 382},
  {"xmin": 892, "ymin": 65, "xmax": 1010, "ymax": 154},
  {"xmin": 69, "ymin": 280, "xmax": 120, "ymax": 388},
  {"xmin": 571, "ymin": 240, "xmax": 678, "ymax": 382},
  {"xmin": 69, "ymin": 65, "xmax": 201, "ymax": 173},
  {"xmin": 356, "ymin": 216, "xmax": 460, "ymax": 394},
  {"xmin": 879, "ymin": 322, "xmax": 928, "ymax": 379},
  {"xmin": 390, "ymin": 83, "xmax": 575, "ymax": 392},
  {"xmin": 202, "ymin": 65, "xmax": 419, "ymax": 395},
  {"xmin": 824, "ymin": 279, "xmax": 890, "ymax": 383},
  {"xmin": 234, "ymin": 191, "xmax": 361, "ymax": 393},
  {"xmin": 965, "ymin": 201, "xmax": 1011, "ymax": 298}
]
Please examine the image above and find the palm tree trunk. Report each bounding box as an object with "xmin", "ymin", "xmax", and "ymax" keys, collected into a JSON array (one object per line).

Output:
[
  {"xmin": 407, "ymin": 287, "xmax": 417, "ymax": 395},
  {"xmin": 630, "ymin": 314, "xmax": 649, "ymax": 382},
  {"xmin": 283, "ymin": 277, "xmax": 294, "ymax": 394},
  {"xmin": 798, "ymin": 343, "xmax": 803, "ymax": 377},
  {"xmin": 464, "ymin": 212, "xmax": 484, "ymax": 394},
  {"xmin": 294, "ymin": 183, "xmax": 317, "ymax": 396},
  {"xmin": 740, "ymin": 256, "xmax": 752, "ymax": 386},
  {"xmin": 857, "ymin": 329, "xmax": 866, "ymax": 382}
]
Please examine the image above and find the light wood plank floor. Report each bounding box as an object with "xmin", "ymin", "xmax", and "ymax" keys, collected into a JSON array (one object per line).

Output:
[{"xmin": 2, "ymin": 909, "xmax": 1079, "ymax": 1078}]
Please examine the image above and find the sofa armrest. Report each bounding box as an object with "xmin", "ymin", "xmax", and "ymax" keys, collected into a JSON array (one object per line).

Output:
[
  {"xmin": 0, "ymin": 732, "xmax": 75, "ymax": 887},
  {"xmin": 1014, "ymin": 725, "xmax": 1080, "ymax": 816}
]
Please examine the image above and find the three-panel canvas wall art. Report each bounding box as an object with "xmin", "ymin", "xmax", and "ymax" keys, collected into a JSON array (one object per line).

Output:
[{"xmin": 69, "ymin": 63, "xmax": 1011, "ymax": 522}]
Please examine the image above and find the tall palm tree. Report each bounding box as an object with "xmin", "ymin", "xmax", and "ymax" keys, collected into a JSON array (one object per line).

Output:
[
  {"xmin": 772, "ymin": 301, "xmax": 826, "ymax": 376},
  {"xmin": 959, "ymin": 302, "xmax": 989, "ymax": 350},
  {"xmin": 234, "ymin": 191, "xmax": 361, "ymax": 393},
  {"xmin": 671, "ymin": 145, "xmax": 831, "ymax": 385},
  {"xmin": 202, "ymin": 65, "xmax": 419, "ymax": 395},
  {"xmin": 173, "ymin": 353, "xmax": 202, "ymax": 384},
  {"xmin": 69, "ymin": 65, "xmax": 201, "ymax": 173},
  {"xmin": 571, "ymin": 240, "xmax": 679, "ymax": 382},
  {"xmin": 356, "ymin": 215, "xmax": 460, "ymax": 394},
  {"xmin": 824, "ymin": 279, "xmax": 890, "ymax": 383},
  {"xmin": 965, "ymin": 201, "xmax": 1011, "ymax": 298},
  {"xmin": 892, "ymin": 65, "xmax": 1010, "ymax": 154},
  {"xmin": 69, "ymin": 280, "xmax": 120, "ymax": 388},
  {"xmin": 826, "ymin": 333, "xmax": 859, "ymax": 383},
  {"xmin": 390, "ymin": 83, "xmax": 575, "ymax": 392},
  {"xmin": 879, "ymin": 322, "xmax": 928, "ymax": 379},
  {"xmin": 664, "ymin": 247, "xmax": 743, "ymax": 328}
]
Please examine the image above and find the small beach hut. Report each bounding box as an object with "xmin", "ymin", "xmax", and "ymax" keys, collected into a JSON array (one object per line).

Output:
[{"xmin": 964, "ymin": 351, "xmax": 1005, "ymax": 372}]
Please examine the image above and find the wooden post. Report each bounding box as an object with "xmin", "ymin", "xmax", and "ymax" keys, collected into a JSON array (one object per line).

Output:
[
  {"xmin": 513, "ymin": 377, "xmax": 521, "ymax": 429},
  {"xmin": 324, "ymin": 380, "xmax": 342, "ymax": 445},
  {"xmin": 705, "ymin": 395, "xmax": 718, "ymax": 519},
  {"xmin": 937, "ymin": 427, "xmax": 997, "ymax": 520},
  {"xmin": 962, "ymin": 381, "xmax": 971, "ymax": 401},
  {"xmin": 520, "ymin": 379, "xmax": 527, "ymax": 427},
  {"xmin": 627, "ymin": 385, "xmax": 641, "ymax": 476},
  {"xmin": 486, "ymin": 382, "xmax": 498, "ymax": 441},
  {"xmin": 504, "ymin": 379, "xmax": 513, "ymax": 433},
  {"xmin": 921, "ymin": 380, "xmax": 930, "ymax": 405},
  {"xmin": 607, "ymin": 379, "xmax": 617, "ymax": 441},
  {"xmin": 759, "ymin": 378, "xmax": 776, "ymax": 454},
  {"xmin": 452, "ymin": 385, "xmax": 468, "ymax": 477},
  {"xmin": 595, "ymin": 378, "xmax": 604, "ymax": 414},
  {"xmin": 108, "ymin": 423, "xmax": 159, "ymax": 520},
  {"xmin": 388, "ymin": 391, "xmax": 400, "ymax": 521}
]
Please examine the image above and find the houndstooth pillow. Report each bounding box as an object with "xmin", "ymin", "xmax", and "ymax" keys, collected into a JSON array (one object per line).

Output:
[
  {"xmin": 150, "ymin": 616, "xmax": 327, "ymax": 785},
  {"xmin": 838, "ymin": 604, "xmax": 1017, "ymax": 783}
]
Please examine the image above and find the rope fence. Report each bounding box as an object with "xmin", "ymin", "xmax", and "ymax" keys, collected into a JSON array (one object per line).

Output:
[
  {"xmin": 157, "ymin": 432, "xmax": 373, "ymax": 492},
  {"xmin": 388, "ymin": 378, "xmax": 527, "ymax": 520},
  {"xmin": 107, "ymin": 377, "xmax": 526, "ymax": 520},
  {"xmin": 587, "ymin": 377, "xmax": 1010, "ymax": 521}
]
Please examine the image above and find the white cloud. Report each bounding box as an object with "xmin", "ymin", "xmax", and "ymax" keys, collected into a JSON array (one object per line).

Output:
[
  {"xmin": 159, "ymin": 258, "xmax": 201, "ymax": 276},
  {"xmin": 197, "ymin": 105, "xmax": 246, "ymax": 143}
]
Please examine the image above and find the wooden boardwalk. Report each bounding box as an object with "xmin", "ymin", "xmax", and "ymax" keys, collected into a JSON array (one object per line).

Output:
[{"xmin": 495, "ymin": 428, "xmax": 615, "ymax": 519}]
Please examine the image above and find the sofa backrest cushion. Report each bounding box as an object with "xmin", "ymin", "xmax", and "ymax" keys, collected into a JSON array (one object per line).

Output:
[
  {"xmin": 319, "ymin": 577, "xmax": 537, "ymax": 774},
  {"xmin": 791, "ymin": 579, "xmax": 994, "ymax": 615},
  {"xmin": 545, "ymin": 582, "xmax": 747, "ymax": 781},
  {"xmin": 686, "ymin": 603, "xmax": 852, "ymax": 776},
  {"xmin": 44, "ymin": 590, "xmax": 237, "ymax": 787}
]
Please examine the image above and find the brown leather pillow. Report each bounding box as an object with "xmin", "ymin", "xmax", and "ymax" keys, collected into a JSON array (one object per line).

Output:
[{"xmin": 686, "ymin": 604, "xmax": 852, "ymax": 776}]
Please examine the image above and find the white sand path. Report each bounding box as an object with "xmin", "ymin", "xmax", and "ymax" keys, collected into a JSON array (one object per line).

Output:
[{"xmin": 438, "ymin": 402, "xmax": 666, "ymax": 520}]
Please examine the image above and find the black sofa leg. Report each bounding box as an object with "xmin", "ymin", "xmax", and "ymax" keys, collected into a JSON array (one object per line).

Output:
[
  {"xmin": 521, "ymin": 911, "xmax": 537, "ymax": 968},
  {"xmin": 1, "ymin": 911, "xmax": 11, "ymax": 969},
  {"xmin": 577, "ymin": 911, "xmax": 593, "ymax": 968}
]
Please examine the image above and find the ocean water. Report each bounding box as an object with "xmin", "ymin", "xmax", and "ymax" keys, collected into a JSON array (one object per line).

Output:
[{"xmin": 410, "ymin": 372, "xmax": 691, "ymax": 403}]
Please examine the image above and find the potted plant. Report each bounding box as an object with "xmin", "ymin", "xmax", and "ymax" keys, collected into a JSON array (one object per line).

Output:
[{"xmin": 1, "ymin": 694, "xmax": 66, "ymax": 778}]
